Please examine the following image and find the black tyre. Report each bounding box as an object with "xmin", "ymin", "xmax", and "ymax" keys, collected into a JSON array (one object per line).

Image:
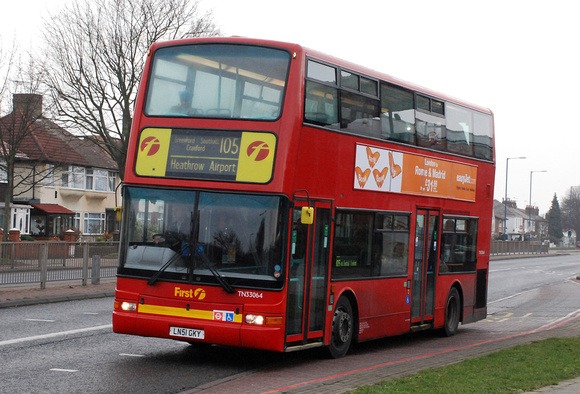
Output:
[
  {"xmin": 441, "ymin": 287, "xmax": 461, "ymax": 337},
  {"xmin": 328, "ymin": 297, "xmax": 354, "ymax": 358}
]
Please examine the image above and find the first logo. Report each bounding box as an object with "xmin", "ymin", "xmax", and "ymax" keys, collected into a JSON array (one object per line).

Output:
[{"xmin": 140, "ymin": 136, "xmax": 161, "ymax": 156}]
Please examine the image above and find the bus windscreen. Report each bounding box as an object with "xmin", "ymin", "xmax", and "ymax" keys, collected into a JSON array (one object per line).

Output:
[
  {"xmin": 144, "ymin": 44, "xmax": 291, "ymax": 120},
  {"xmin": 120, "ymin": 186, "xmax": 287, "ymax": 289}
]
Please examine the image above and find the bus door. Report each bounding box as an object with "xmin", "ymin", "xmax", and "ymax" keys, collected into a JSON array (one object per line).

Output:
[
  {"xmin": 411, "ymin": 209, "xmax": 440, "ymax": 327},
  {"xmin": 286, "ymin": 201, "xmax": 332, "ymax": 347}
]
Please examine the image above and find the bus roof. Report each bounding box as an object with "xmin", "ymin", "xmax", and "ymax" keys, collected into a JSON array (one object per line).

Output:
[{"xmin": 150, "ymin": 36, "xmax": 492, "ymax": 116}]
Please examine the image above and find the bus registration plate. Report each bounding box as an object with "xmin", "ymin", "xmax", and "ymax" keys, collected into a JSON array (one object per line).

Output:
[{"xmin": 169, "ymin": 326, "xmax": 205, "ymax": 339}]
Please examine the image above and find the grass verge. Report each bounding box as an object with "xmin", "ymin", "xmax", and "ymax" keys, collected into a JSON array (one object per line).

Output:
[{"xmin": 354, "ymin": 337, "xmax": 580, "ymax": 393}]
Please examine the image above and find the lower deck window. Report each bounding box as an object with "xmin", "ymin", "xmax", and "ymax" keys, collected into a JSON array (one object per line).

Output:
[
  {"xmin": 440, "ymin": 217, "xmax": 478, "ymax": 273},
  {"xmin": 332, "ymin": 210, "xmax": 410, "ymax": 279}
]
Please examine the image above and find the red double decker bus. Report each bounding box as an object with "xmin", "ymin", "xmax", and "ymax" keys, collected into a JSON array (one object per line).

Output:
[{"xmin": 113, "ymin": 37, "xmax": 495, "ymax": 358}]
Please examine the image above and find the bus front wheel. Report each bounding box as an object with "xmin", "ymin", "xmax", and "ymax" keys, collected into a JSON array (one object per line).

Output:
[
  {"xmin": 328, "ymin": 297, "xmax": 353, "ymax": 358},
  {"xmin": 441, "ymin": 287, "xmax": 461, "ymax": 337}
]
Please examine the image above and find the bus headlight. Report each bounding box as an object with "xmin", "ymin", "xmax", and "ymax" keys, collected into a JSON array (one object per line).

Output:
[
  {"xmin": 245, "ymin": 315, "xmax": 283, "ymax": 326},
  {"xmin": 115, "ymin": 301, "xmax": 137, "ymax": 312},
  {"xmin": 245, "ymin": 314, "xmax": 264, "ymax": 325}
]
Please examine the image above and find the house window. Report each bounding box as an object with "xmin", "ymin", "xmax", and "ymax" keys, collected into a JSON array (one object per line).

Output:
[
  {"xmin": 74, "ymin": 212, "xmax": 81, "ymax": 230},
  {"xmin": 72, "ymin": 166, "xmax": 85, "ymax": 188},
  {"xmin": 94, "ymin": 169, "xmax": 109, "ymax": 191},
  {"xmin": 86, "ymin": 169, "xmax": 93, "ymax": 190},
  {"xmin": 61, "ymin": 166, "xmax": 69, "ymax": 187},
  {"xmin": 84, "ymin": 212, "xmax": 105, "ymax": 234},
  {"xmin": 61, "ymin": 166, "xmax": 85, "ymax": 189},
  {"xmin": 86, "ymin": 169, "xmax": 109, "ymax": 191},
  {"xmin": 108, "ymin": 171, "xmax": 117, "ymax": 192},
  {"xmin": 62, "ymin": 166, "xmax": 117, "ymax": 191},
  {"xmin": 43, "ymin": 164, "xmax": 55, "ymax": 186}
]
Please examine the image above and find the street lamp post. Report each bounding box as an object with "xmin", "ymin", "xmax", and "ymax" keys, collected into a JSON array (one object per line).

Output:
[
  {"xmin": 529, "ymin": 170, "xmax": 547, "ymax": 239},
  {"xmin": 504, "ymin": 157, "xmax": 526, "ymax": 240}
]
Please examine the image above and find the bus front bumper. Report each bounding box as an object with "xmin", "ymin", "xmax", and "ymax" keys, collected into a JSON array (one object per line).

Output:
[{"xmin": 113, "ymin": 309, "xmax": 286, "ymax": 352}]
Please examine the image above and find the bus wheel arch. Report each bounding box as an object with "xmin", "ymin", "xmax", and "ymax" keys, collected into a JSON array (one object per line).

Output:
[
  {"xmin": 441, "ymin": 284, "xmax": 462, "ymax": 337},
  {"xmin": 328, "ymin": 292, "xmax": 358, "ymax": 358}
]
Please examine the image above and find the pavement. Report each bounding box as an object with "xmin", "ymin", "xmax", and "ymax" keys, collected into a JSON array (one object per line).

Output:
[
  {"xmin": 1, "ymin": 279, "xmax": 579, "ymax": 393},
  {"xmin": 0, "ymin": 279, "xmax": 116, "ymax": 309}
]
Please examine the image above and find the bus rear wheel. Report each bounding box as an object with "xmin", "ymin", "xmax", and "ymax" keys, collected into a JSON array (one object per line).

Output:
[
  {"xmin": 328, "ymin": 297, "xmax": 353, "ymax": 358},
  {"xmin": 441, "ymin": 287, "xmax": 461, "ymax": 337}
]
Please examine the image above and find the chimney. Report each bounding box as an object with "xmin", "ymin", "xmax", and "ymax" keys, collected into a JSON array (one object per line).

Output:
[
  {"xmin": 525, "ymin": 206, "xmax": 540, "ymax": 217},
  {"xmin": 13, "ymin": 94, "xmax": 43, "ymax": 119},
  {"xmin": 502, "ymin": 198, "xmax": 517, "ymax": 209}
]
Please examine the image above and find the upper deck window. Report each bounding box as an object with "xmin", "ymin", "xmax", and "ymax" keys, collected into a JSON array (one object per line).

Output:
[
  {"xmin": 303, "ymin": 58, "xmax": 493, "ymax": 162},
  {"xmin": 145, "ymin": 44, "xmax": 291, "ymax": 120},
  {"xmin": 417, "ymin": 94, "xmax": 445, "ymax": 116},
  {"xmin": 307, "ymin": 61, "xmax": 337, "ymax": 83},
  {"xmin": 380, "ymin": 83, "xmax": 415, "ymax": 144},
  {"xmin": 446, "ymin": 103, "xmax": 474, "ymax": 156},
  {"xmin": 341, "ymin": 70, "xmax": 359, "ymax": 90},
  {"xmin": 361, "ymin": 77, "xmax": 378, "ymax": 96},
  {"xmin": 473, "ymin": 112, "xmax": 493, "ymax": 161}
]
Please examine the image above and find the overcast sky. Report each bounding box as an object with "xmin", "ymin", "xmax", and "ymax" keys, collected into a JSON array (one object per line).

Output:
[{"xmin": 2, "ymin": 0, "xmax": 579, "ymax": 215}]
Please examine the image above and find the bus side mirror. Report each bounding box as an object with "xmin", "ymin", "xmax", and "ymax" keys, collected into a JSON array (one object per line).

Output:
[
  {"xmin": 114, "ymin": 206, "xmax": 122, "ymax": 222},
  {"xmin": 301, "ymin": 207, "xmax": 314, "ymax": 224}
]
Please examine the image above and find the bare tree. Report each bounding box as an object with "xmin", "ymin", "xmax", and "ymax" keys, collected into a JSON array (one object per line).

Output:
[
  {"xmin": 0, "ymin": 53, "xmax": 52, "ymax": 240},
  {"xmin": 42, "ymin": 0, "xmax": 221, "ymax": 180},
  {"xmin": 0, "ymin": 38, "xmax": 17, "ymax": 113}
]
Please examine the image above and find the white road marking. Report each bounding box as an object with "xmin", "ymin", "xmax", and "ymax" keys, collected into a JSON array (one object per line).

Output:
[
  {"xmin": 0, "ymin": 324, "xmax": 112, "ymax": 347},
  {"xmin": 488, "ymin": 288, "xmax": 535, "ymax": 304},
  {"xmin": 25, "ymin": 319, "xmax": 56, "ymax": 322},
  {"xmin": 50, "ymin": 368, "xmax": 78, "ymax": 373},
  {"xmin": 120, "ymin": 353, "xmax": 146, "ymax": 357}
]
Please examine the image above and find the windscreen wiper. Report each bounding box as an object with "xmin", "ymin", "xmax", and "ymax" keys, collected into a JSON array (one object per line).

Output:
[
  {"xmin": 207, "ymin": 263, "xmax": 236, "ymax": 294},
  {"xmin": 147, "ymin": 244, "xmax": 189, "ymax": 286}
]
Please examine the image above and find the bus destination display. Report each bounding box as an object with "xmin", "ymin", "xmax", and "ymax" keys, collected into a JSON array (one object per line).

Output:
[{"xmin": 135, "ymin": 128, "xmax": 276, "ymax": 184}]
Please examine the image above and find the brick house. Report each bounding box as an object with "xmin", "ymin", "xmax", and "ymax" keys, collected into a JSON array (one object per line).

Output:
[{"xmin": 0, "ymin": 94, "xmax": 120, "ymax": 240}]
